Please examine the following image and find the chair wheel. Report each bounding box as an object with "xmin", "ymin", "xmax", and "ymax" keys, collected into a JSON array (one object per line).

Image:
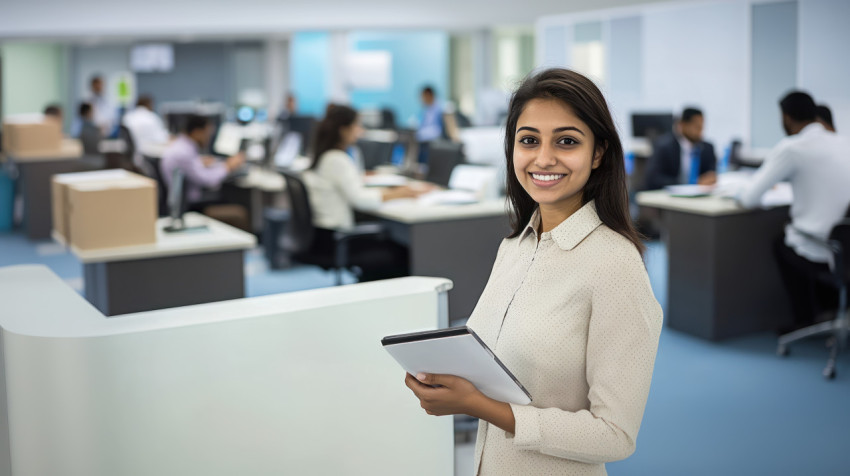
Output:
[
  {"xmin": 823, "ymin": 367, "xmax": 836, "ymax": 380},
  {"xmin": 777, "ymin": 345, "xmax": 789, "ymax": 357}
]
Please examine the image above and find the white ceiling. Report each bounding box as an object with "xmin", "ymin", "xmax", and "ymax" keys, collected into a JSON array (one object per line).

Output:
[{"xmin": 1, "ymin": 0, "xmax": 673, "ymax": 40}]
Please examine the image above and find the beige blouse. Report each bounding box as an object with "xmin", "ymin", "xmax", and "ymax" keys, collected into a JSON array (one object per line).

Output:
[{"xmin": 466, "ymin": 200, "xmax": 663, "ymax": 476}]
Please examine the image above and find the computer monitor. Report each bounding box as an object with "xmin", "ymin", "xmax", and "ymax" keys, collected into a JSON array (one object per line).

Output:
[
  {"xmin": 163, "ymin": 169, "xmax": 208, "ymax": 233},
  {"xmin": 631, "ymin": 113, "xmax": 674, "ymax": 140},
  {"xmin": 287, "ymin": 116, "xmax": 317, "ymax": 155},
  {"xmin": 357, "ymin": 139, "xmax": 395, "ymax": 170},
  {"xmin": 212, "ymin": 122, "xmax": 244, "ymax": 157},
  {"xmin": 274, "ymin": 132, "xmax": 303, "ymax": 170}
]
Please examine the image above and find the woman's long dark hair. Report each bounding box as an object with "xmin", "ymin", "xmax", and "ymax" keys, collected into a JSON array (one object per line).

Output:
[
  {"xmin": 311, "ymin": 104, "xmax": 358, "ymax": 169},
  {"xmin": 504, "ymin": 68, "xmax": 645, "ymax": 255}
]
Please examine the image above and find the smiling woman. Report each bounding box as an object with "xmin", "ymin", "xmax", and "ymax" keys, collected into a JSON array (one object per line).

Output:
[{"xmin": 403, "ymin": 68, "xmax": 663, "ymax": 476}]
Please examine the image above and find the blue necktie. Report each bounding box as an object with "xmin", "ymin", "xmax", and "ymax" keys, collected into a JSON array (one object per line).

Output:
[{"xmin": 688, "ymin": 146, "xmax": 701, "ymax": 185}]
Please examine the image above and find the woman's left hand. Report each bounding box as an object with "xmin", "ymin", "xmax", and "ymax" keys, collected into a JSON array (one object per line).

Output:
[{"xmin": 404, "ymin": 372, "xmax": 484, "ymax": 417}]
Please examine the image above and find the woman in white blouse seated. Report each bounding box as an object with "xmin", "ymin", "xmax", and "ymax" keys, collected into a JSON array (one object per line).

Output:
[
  {"xmin": 303, "ymin": 104, "xmax": 419, "ymax": 281},
  {"xmin": 403, "ymin": 68, "xmax": 663, "ymax": 475}
]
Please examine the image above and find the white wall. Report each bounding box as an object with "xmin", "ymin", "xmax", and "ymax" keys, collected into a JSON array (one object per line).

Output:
[
  {"xmin": 537, "ymin": 0, "xmax": 849, "ymax": 150},
  {"xmin": 799, "ymin": 0, "xmax": 850, "ymax": 132},
  {"xmin": 640, "ymin": 1, "xmax": 749, "ymax": 150}
]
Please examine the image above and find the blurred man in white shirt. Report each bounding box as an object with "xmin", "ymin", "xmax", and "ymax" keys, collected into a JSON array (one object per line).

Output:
[
  {"xmin": 86, "ymin": 75, "xmax": 117, "ymax": 137},
  {"xmin": 123, "ymin": 95, "xmax": 170, "ymax": 169},
  {"xmin": 738, "ymin": 91, "xmax": 850, "ymax": 332}
]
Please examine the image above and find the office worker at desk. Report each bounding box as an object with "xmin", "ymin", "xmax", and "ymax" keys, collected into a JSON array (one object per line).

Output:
[
  {"xmin": 303, "ymin": 104, "xmax": 418, "ymax": 281},
  {"xmin": 404, "ymin": 68, "xmax": 663, "ymax": 475},
  {"xmin": 644, "ymin": 107, "xmax": 718, "ymax": 189},
  {"xmin": 738, "ymin": 91, "xmax": 850, "ymax": 333},
  {"xmin": 76, "ymin": 102, "xmax": 103, "ymax": 155},
  {"xmin": 122, "ymin": 95, "xmax": 170, "ymax": 168},
  {"xmin": 160, "ymin": 114, "xmax": 245, "ymax": 206}
]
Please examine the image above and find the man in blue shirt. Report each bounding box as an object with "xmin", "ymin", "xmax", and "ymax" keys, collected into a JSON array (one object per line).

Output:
[{"xmin": 416, "ymin": 86, "xmax": 444, "ymax": 164}]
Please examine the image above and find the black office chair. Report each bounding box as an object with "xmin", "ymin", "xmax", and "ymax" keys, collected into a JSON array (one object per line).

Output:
[
  {"xmin": 380, "ymin": 108, "xmax": 397, "ymax": 130},
  {"xmin": 425, "ymin": 140, "xmax": 464, "ymax": 187},
  {"xmin": 778, "ymin": 214, "xmax": 850, "ymax": 379},
  {"xmin": 357, "ymin": 139, "xmax": 395, "ymax": 171},
  {"xmin": 279, "ymin": 170, "xmax": 385, "ymax": 285},
  {"xmin": 118, "ymin": 125, "xmax": 137, "ymax": 169},
  {"xmin": 143, "ymin": 156, "xmax": 169, "ymax": 217}
]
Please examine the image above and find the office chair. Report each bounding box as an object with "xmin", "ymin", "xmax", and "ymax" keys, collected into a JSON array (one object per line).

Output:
[
  {"xmin": 380, "ymin": 108, "xmax": 397, "ymax": 130},
  {"xmin": 143, "ymin": 156, "xmax": 169, "ymax": 217},
  {"xmin": 425, "ymin": 140, "xmax": 464, "ymax": 187},
  {"xmin": 118, "ymin": 125, "xmax": 137, "ymax": 170},
  {"xmin": 777, "ymin": 215, "xmax": 850, "ymax": 380},
  {"xmin": 279, "ymin": 170, "xmax": 385, "ymax": 285}
]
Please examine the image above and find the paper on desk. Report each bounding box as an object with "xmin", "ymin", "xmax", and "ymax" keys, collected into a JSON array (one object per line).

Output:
[
  {"xmin": 363, "ymin": 175, "xmax": 408, "ymax": 187},
  {"xmin": 417, "ymin": 190, "xmax": 478, "ymax": 206},
  {"xmin": 665, "ymin": 184, "xmax": 714, "ymax": 197}
]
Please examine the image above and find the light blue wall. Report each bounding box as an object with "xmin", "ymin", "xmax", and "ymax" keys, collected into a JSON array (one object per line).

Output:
[
  {"xmin": 348, "ymin": 31, "xmax": 449, "ymax": 127},
  {"xmin": 290, "ymin": 32, "xmax": 331, "ymax": 117}
]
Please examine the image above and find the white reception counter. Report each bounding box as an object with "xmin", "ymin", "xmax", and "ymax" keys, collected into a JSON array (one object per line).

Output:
[{"xmin": 0, "ymin": 265, "xmax": 453, "ymax": 475}]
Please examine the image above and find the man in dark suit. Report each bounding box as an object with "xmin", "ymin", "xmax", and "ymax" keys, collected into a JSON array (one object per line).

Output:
[{"xmin": 645, "ymin": 107, "xmax": 718, "ymax": 190}]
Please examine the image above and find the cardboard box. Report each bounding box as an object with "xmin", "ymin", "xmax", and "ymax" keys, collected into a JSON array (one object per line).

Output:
[
  {"xmin": 2, "ymin": 116, "xmax": 63, "ymax": 156},
  {"xmin": 52, "ymin": 169, "xmax": 134, "ymax": 243},
  {"xmin": 59, "ymin": 172, "xmax": 157, "ymax": 250}
]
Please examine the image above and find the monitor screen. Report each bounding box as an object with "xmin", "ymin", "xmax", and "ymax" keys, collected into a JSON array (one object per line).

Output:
[
  {"xmin": 274, "ymin": 132, "xmax": 303, "ymax": 169},
  {"xmin": 631, "ymin": 113, "xmax": 674, "ymax": 140},
  {"xmin": 212, "ymin": 123, "xmax": 244, "ymax": 157}
]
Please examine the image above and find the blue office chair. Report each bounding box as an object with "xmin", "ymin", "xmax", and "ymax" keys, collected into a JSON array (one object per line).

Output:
[{"xmin": 777, "ymin": 217, "xmax": 850, "ymax": 380}]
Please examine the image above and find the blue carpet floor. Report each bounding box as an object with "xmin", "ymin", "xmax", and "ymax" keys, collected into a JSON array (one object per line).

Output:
[{"xmin": 1, "ymin": 232, "xmax": 848, "ymax": 475}]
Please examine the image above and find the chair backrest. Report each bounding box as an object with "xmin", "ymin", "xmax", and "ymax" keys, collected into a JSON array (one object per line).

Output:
[
  {"xmin": 829, "ymin": 204, "xmax": 850, "ymax": 284},
  {"xmin": 118, "ymin": 125, "xmax": 136, "ymax": 162},
  {"xmin": 144, "ymin": 156, "xmax": 169, "ymax": 217},
  {"xmin": 279, "ymin": 170, "xmax": 315, "ymax": 254},
  {"xmin": 357, "ymin": 139, "xmax": 395, "ymax": 171},
  {"xmin": 426, "ymin": 140, "xmax": 464, "ymax": 187},
  {"xmin": 380, "ymin": 108, "xmax": 397, "ymax": 130}
]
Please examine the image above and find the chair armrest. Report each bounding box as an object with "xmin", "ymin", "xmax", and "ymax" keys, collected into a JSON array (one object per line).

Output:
[{"xmin": 333, "ymin": 223, "xmax": 386, "ymax": 270}]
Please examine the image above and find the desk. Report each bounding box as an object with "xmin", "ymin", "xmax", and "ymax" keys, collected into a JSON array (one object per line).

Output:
[
  {"xmin": 222, "ymin": 166, "xmax": 286, "ymax": 233},
  {"xmin": 637, "ymin": 190, "xmax": 793, "ymax": 340},
  {"xmin": 3, "ymin": 140, "xmax": 84, "ymax": 240},
  {"xmin": 64, "ymin": 212, "xmax": 256, "ymax": 316},
  {"xmin": 0, "ymin": 265, "xmax": 453, "ymax": 475},
  {"xmin": 362, "ymin": 199, "xmax": 510, "ymax": 321}
]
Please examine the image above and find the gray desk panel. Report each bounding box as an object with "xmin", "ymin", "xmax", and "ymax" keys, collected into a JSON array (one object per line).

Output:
[
  {"xmin": 84, "ymin": 250, "xmax": 245, "ymax": 316},
  {"xmin": 18, "ymin": 159, "xmax": 84, "ymax": 240},
  {"xmin": 665, "ymin": 206, "xmax": 793, "ymax": 340},
  {"xmin": 380, "ymin": 214, "xmax": 510, "ymax": 321}
]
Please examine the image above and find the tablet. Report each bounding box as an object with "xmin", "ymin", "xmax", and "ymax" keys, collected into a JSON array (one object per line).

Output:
[{"xmin": 382, "ymin": 326, "xmax": 531, "ymax": 405}]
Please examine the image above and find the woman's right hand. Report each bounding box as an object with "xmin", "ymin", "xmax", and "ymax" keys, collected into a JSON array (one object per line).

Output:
[{"xmin": 382, "ymin": 186, "xmax": 420, "ymax": 201}]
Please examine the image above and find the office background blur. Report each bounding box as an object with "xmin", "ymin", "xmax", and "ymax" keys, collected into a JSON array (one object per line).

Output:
[{"xmin": 1, "ymin": 0, "xmax": 849, "ymax": 475}]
